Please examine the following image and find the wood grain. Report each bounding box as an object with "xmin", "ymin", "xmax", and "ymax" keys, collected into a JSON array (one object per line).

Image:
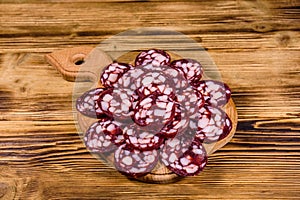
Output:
[{"xmin": 0, "ymin": 0, "xmax": 299, "ymax": 199}]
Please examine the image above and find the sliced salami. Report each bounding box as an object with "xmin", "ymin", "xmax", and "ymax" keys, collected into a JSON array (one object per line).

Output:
[
  {"xmin": 100, "ymin": 62, "xmax": 133, "ymax": 88},
  {"xmin": 123, "ymin": 124, "xmax": 164, "ymax": 151},
  {"xmin": 163, "ymin": 67, "xmax": 189, "ymax": 89},
  {"xmin": 114, "ymin": 144, "xmax": 159, "ymax": 177},
  {"xmin": 115, "ymin": 67, "xmax": 145, "ymax": 92},
  {"xmin": 196, "ymin": 106, "xmax": 232, "ymax": 143},
  {"xmin": 135, "ymin": 49, "xmax": 171, "ymax": 67},
  {"xmin": 194, "ymin": 80, "xmax": 231, "ymax": 107},
  {"xmin": 133, "ymin": 93, "xmax": 176, "ymax": 128},
  {"xmin": 171, "ymin": 59, "xmax": 203, "ymax": 87},
  {"xmin": 99, "ymin": 119, "xmax": 125, "ymax": 146},
  {"xmin": 133, "ymin": 83, "xmax": 175, "ymax": 103},
  {"xmin": 161, "ymin": 135, "xmax": 207, "ymax": 176},
  {"xmin": 176, "ymin": 86, "xmax": 204, "ymax": 115},
  {"xmin": 76, "ymin": 87, "xmax": 108, "ymax": 118},
  {"xmin": 160, "ymin": 103, "xmax": 189, "ymax": 138},
  {"xmin": 84, "ymin": 121, "xmax": 118, "ymax": 153},
  {"xmin": 96, "ymin": 88, "xmax": 134, "ymax": 121}
]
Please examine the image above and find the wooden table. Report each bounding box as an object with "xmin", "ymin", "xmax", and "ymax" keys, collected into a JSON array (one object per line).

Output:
[{"xmin": 0, "ymin": 1, "xmax": 299, "ymax": 199}]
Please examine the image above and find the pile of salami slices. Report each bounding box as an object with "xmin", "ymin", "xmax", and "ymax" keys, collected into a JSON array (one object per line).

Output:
[{"xmin": 76, "ymin": 49, "xmax": 232, "ymax": 178}]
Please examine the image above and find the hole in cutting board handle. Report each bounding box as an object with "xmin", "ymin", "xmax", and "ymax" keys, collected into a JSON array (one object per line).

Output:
[{"xmin": 72, "ymin": 53, "xmax": 86, "ymax": 66}]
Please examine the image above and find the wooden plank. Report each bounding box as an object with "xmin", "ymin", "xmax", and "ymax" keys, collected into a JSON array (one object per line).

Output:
[{"xmin": 0, "ymin": 0, "xmax": 299, "ymax": 199}]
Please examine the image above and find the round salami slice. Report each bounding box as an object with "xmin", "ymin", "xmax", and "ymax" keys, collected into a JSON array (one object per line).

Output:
[
  {"xmin": 161, "ymin": 135, "xmax": 207, "ymax": 176},
  {"xmin": 135, "ymin": 49, "xmax": 171, "ymax": 67},
  {"xmin": 194, "ymin": 80, "xmax": 231, "ymax": 107},
  {"xmin": 76, "ymin": 88, "xmax": 107, "ymax": 118},
  {"xmin": 84, "ymin": 121, "xmax": 118, "ymax": 153},
  {"xmin": 114, "ymin": 144, "xmax": 159, "ymax": 177},
  {"xmin": 133, "ymin": 93, "xmax": 176, "ymax": 127},
  {"xmin": 99, "ymin": 119, "xmax": 125, "ymax": 146},
  {"xmin": 115, "ymin": 67, "xmax": 145, "ymax": 92},
  {"xmin": 160, "ymin": 103, "xmax": 189, "ymax": 138},
  {"xmin": 100, "ymin": 62, "xmax": 133, "ymax": 88},
  {"xmin": 163, "ymin": 67, "xmax": 189, "ymax": 90},
  {"xmin": 171, "ymin": 59, "xmax": 203, "ymax": 87},
  {"xmin": 176, "ymin": 86, "xmax": 204, "ymax": 116},
  {"xmin": 133, "ymin": 83, "xmax": 175, "ymax": 103},
  {"xmin": 96, "ymin": 88, "xmax": 134, "ymax": 121},
  {"xmin": 160, "ymin": 135, "xmax": 194, "ymax": 167},
  {"xmin": 196, "ymin": 106, "xmax": 232, "ymax": 143},
  {"xmin": 123, "ymin": 124, "xmax": 164, "ymax": 151}
]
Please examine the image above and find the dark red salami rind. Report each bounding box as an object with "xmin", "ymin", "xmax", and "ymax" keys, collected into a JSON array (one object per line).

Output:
[
  {"xmin": 84, "ymin": 121, "xmax": 118, "ymax": 153},
  {"xmin": 100, "ymin": 62, "xmax": 133, "ymax": 88},
  {"xmin": 194, "ymin": 80, "xmax": 231, "ymax": 107},
  {"xmin": 195, "ymin": 106, "xmax": 232, "ymax": 143},
  {"xmin": 123, "ymin": 124, "xmax": 164, "ymax": 151},
  {"xmin": 135, "ymin": 49, "xmax": 171, "ymax": 67},
  {"xmin": 114, "ymin": 144, "xmax": 159, "ymax": 177},
  {"xmin": 170, "ymin": 59, "xmax": 204, "ymax": 87},
  {"xmin": 160, "ymin": 135, "xmax": 207, "ymax": 176},
  {"xmin": 76, "ymin": 88, "xmax": 108, "ymax": 118}
]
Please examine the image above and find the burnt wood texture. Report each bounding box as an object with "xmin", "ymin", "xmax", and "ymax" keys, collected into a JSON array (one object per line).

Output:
[{"xmin": 0, "ymin": 0, "xmax": 299, "ymax": 199}]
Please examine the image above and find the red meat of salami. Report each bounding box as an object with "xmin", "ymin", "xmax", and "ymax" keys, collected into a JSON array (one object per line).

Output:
[
  {"xmin": 123, "ymin": 124, "xmax": 164, "ymax": 151},
  {"xmin": 161, "ymin": 135, "xmax": 207, "ymax": 176},
  {"xmin": 194, "ymin": 80, "xmax": 231, "ymax": 107},
  {"xmin": 160, "ymin": 103, "xmax": 189, "ymax": 138},
  {"xmin": 96, "ymin": 88, "xmax": 134, "ymax": 121},
  {"xmin": 133, "ymin": 93, "xmax": 176, "ymax": 127},
  {"xmin": 195, "ymin": 106, "xmax": 232, "ymax": 143},
  {"xmin": 100, "ymin": 62, "xmax": 133, "ymax": 88},
  {"xmin": 84, "ymin": 121, "xmax": 119, "ymax": 153},
  {"xmin": 176, "ymin": 86, "xmax": 204, "ymax": 115},
  {"xmin": 76, "ymin": 88, "xmax": 107, "ymax": 118},
  {"xmin": 135, "ymin": 49, "xmax": 171, "ymax": 67},
  {"xmin": 114, "ymin": 144, "xmax": 159, "ymax": 177},
  {"xmin": 171, "ymin": 59, "xmax": 204, "ymax": 87}
]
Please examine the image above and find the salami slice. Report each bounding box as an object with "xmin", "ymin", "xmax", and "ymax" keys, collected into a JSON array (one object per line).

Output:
[
  {"xmin": 115, "ymin": 67, "xmax": 145, "ymax": 92},
  {"xmin": 84, "ymin": 121, "xmax": 118, "ymax": 153},
  {"xmin": 194, "ymin": 80, "xmax": 231, "ymax": 107},
  {"xmin": 163, "ymin": 67, "xmax": 189, "ymax": 90},
  {"xmin": 133, "ymin": 93, "xmax": 176, "ymax": 127},
  {"xmin": 133, "ymin": 83, "xmax": 176, "ymax": 104},
  {"xmin": 195, "ymin": 106, "xmax": 232, "ymax": 143},
  {"xmin": 176, "ymin": 86, "xmax": 204, "ymax": 115},
  {"xmin": 160, "ymin": 103, "xmax": 189, "ymax": 138},
  {"xmin": 96, "ymin": 88, "xmax": 134, "ymax": 121},
  {"xmin": 100, "ymin": 62, "xmax": 133, "ymax": 88},
  {"xmin": 114, "ymin": 144, "xmax": 159, "ymax": 177},
  {"xmin": 76, "ymin": 88, "xmax": 108, "ymax": 118},
  {"xmin": 160, "ymin": 135, "xmax": 207, "ymax": 176},
  {"xmin": 135, "ymin": 49, "xmax": 171, "ymax": 67},
  {"xmin": 123, "ymin": 124, "xmax": 164, "ymax": 151},
  {"xmin": 100, "ymin": 119, "xmax": 125, "ymax": 146},
  {"xmin": 171, "ymin": 59, "xmax": 203, "ymax": 87}
]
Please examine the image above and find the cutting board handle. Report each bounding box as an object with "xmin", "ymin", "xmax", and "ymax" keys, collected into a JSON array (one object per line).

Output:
[{"xmin": 45, "ymin": 46, "xmax": 112, "ymax": 82}]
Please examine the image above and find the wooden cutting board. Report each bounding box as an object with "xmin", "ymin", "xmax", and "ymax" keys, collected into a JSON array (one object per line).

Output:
[{"xmin": 45, "ymin": 46, "xmax": 238, "ymax": 183}]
